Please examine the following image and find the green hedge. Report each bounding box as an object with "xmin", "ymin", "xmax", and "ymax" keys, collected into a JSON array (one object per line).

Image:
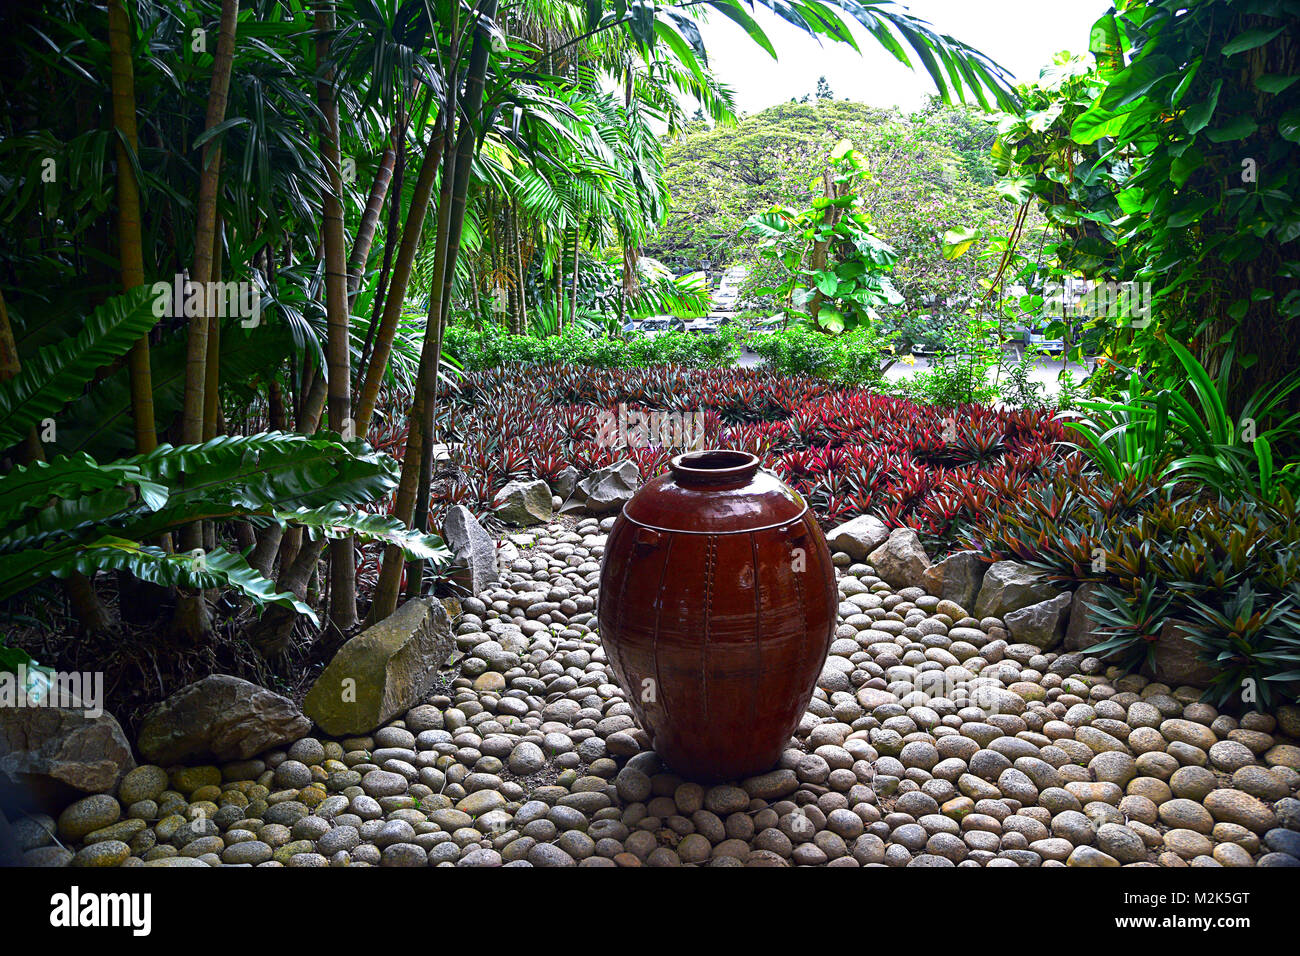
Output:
[
  {"xmin": 745, "ymin": 324, "xmax": 901, "ymax": 387},
  {"xmin": 443, "ymin": 325, "xmax": 743, "ymax": 371}
]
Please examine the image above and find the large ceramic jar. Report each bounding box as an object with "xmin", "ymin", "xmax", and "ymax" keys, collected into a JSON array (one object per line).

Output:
[{"xmin": 597, "ymin": 449, "xmax": 836, "ymax": 781}]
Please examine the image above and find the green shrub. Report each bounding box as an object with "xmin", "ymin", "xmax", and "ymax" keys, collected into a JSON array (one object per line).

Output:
[
  {"xmin": 746, "ymin": 327, "xmax": 837, "ymax": 378},
  {"xmin": 745, "ymin": 324, "xmax": 899, "ymax": 386},
  {"xmin": 965, "ymin": 473, "xmax": 1300, "ymax": 708},
  {"xmin": 1182, "ymin": 583, "xmax": 1300, "ymax": 710},
  {"xmin": 442, "ymin": 324, "xmax": 742, "ymax": 372},
  {"xmin": 890, "ymin": 312, "xmax": 958, "ymax": 353},
  {"xmin": 997, "ymin": 346, "xmax": 1049, "ymax": 410},
  {"xmin": 1081, "ymin": 581, "xmax": 1176, "ymax": 675},
  {"xmin": 0, "ymin": 435, "xmax": 448, "ymax": 618},
  {"xmin": 1063, "ymin": 341, "xmax": 1300, "ymax": 497}
]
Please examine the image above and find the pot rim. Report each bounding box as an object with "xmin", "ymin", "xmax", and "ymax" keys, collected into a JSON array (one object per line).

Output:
[
  {"xmin": 668, "ymin": 448, "xmax": 760, "ymax": 485},
  {"xmin": 619, "ymin": 509, "xmax": 809, "ymax": 536}
]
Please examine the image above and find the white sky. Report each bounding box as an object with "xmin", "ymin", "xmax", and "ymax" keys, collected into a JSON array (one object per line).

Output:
[{"xmin": 694, "ymin": 0, "xmax": 1115, "ymax": 114}]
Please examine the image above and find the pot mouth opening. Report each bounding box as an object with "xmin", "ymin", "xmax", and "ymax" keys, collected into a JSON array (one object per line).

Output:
[{"xmin": 669, "ymin": 449, "xmax": 760, "ymax": 485}]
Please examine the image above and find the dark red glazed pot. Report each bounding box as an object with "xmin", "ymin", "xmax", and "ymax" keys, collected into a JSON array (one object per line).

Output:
[{"xmin": 597, "ymin": 449, "xmax": 836, "ymax": 782}]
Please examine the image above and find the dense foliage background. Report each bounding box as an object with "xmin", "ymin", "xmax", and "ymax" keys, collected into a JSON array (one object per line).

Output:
[
  {"xmin": 2, "ymin": 0, "xmax": 1299, "ymax": 714},
  {"xmin": 648, "ymin": 99, "xmax": 1024, "ymax": 323}
]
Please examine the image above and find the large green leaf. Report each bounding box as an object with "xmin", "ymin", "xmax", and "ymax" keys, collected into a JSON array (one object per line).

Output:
[
  {"xmin": 0, "ymin": 434, "xmax": 399, "ymax": 559},
  {"xmin": 1167, "ymin": 197, "xmax": 1215, "ymax": 228},
  {"xmin": 0, "ymin": 286, "xmax": 158, "ymax": 451},
  {"xmin": 941, "ymin": 227, "xmax": 980, "ymax": 260},
  {"xmin": 1072, "ymin": 103, "xmax": 1137, "ymax": 145},
  {"xmin": 1256, "ymin": 74, "xmax": 1300, "ymax": 95},
  {"xmin": 1088, "ymin": 12, "xmax": 1125, "ymax": 78},
  {"xmin": 0, "ymin": 536, "xmax": 317, "ymax": 621},
  {"xmin": 1205, "ymin": 115, "xmax": 1259, "ymax": 143},
  {"xmin": 119, "ymin": 433, "xmax": 400, "ymax": 540},
  {"xmin": 1182, "ymin": 78, "xmax": 1222, "ymax": 134},
  {"xmin": 740, "ymin": 209, "xmax": 796, "ymax": 240},
  {"xmin": 1222, "ymin": 26, "xmax": 1285, "ymax": 57},
  {"xmin": 815, "ymin": 307, "xmax": 846, "ymax": 333},
  {"xmin": 995, "ymin": 176, "xmax": 1033, "ymax": 204},
  {"xmin": 277, "ymin": 505, "xmax": 451, "ymax": 562},
  {"xmin": 1097, "ymin": 55, "xmax": 1175, "ymax": 111},
  {"xmin": 0, "ymin": 433, "xmax": 426, "ymax": 621},
  {"xmin": 2, "ymin": 479, "xmax": 155, "ymax": 553},
  {"xmin": 1280, "ymin": 108, "xmax": 1300, "ymax": 144},
  {"xmin": 1170, "ymin": 146, "xmax": 1204, "ymax": 187},
  {"xmin": 55, "ymin": 318, "xmax": 292, "ymax": 459},
  {"xmin": 0, "ymin": 454, "xmax": 166, "ymax": 531},
  {"xmin": 813, "ymin": 272, "xmax": 839, "ymax": 296}
]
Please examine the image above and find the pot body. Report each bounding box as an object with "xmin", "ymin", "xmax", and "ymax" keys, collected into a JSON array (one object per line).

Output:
[{"xmin": 597, "ymin": 451, "xmax": 836, "ymax": 782}]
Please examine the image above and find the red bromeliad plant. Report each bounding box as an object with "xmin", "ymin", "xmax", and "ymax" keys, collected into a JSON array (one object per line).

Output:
[{"xmin": 370, "ymin": 363, "xmax": 1072, "ymax": 547}]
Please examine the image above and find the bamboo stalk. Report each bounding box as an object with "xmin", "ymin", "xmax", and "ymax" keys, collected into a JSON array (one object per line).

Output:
[
  {"xmin": 172, "ymin": 0, "xmax": 238, "ymax": 642},
  {"xmin": 316, "ymin": 0, "xmax": 357, "ymax": 632},
  {"xmin": 108, "ymin": 0, "xmax": 157, "ymax": 454},
  {"xmin": 353, "ymin": 123, "xmax": 445, "ymax": 432}
]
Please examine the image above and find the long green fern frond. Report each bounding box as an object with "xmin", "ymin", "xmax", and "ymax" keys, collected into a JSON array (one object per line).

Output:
[{"xmin": 0, "ymin": 285, "xmax": 158, "ymax": 450}]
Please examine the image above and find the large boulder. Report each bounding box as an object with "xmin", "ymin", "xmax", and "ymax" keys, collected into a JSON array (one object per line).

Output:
[
  {"xmin": 561, "ymin": 460, "xmax": 640, "ymax": 516},
  {"xmin": 443, "ymin": 505, "xmax": 498, "ymax": 596},
  {"xmin": 920, "ymin": 550, "xmax": 986, "ymax": 610},
  {"xmin": 1147, "ymin": 619, "xmax": 1217, "ymax": 688},
  {"xmin": 826, "ymin": 515, "xmax": 889, "ymax": 560},
  {"xmin": 137, "ymin": 675, "xmax": 311, "ymax": 766},
  {"xmin": 1275, "ymin": 705, "xmax": 1300, "ymax": 740},
  {"xmin": 1005, "ymin": 591, "xmax": 1074, "ymax": 650},
  {"xmin": 866, "ymin": 528, "xmax": 931, "ymax": 590},
  {"xmin": 1064, "ymin": 582, "xmax": 1106, "ymax": 651},
  {"xmin": 491, "ymin": 479, "xmax": 552, "ymax": 526},
  {"xmin": 0, "ymin": 704, "xmax": 134, "ymax": 808},
  {"xmin": 973, "ymin": 560, "xmax": 1062, "ymax": 620},
  {"xmin": 550, "ymin": 465, "xmax": 580, "ymax": 502},
  {"xmin": 304, "ymin": 598, "xmax": 453, "ymax": 736}
]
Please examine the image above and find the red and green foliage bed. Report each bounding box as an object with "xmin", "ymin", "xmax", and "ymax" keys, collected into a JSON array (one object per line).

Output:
[{"xmin": 367, "ymin": 363, "xmax": 1076, "ymax": 552}]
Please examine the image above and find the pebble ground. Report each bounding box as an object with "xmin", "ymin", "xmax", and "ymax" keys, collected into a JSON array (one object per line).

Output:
[{"xmin": 20, "ymin": 518, "xmax": 1300, "ymax": 868}]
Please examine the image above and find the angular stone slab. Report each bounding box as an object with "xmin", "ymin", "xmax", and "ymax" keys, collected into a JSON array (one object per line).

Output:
[
  {"xmin": 492, "ymin": 479, "xmax": 552, "ymax": 526},
  {"xmin": 304, "ymin": 598, "xmax": 453, "ymax": 736},
  {"xmin": 826, "ymin": 514, "xmax": 889, "ymax": 560},
  {"xmin": 0, "ymin": 704, "xmax": 134, "ymax": 801},
  {"xmin": 1064, "ymin": 581, "xmax": 1104, "ymax": 651},
  {"xmin": 866, "ymin": 527, "xmax": 931, "ymax": 590},
  {"xmin": 921, "ymin": 550, "xmax": 985, "ymax": 610},
  {"xmin": 443, "ymin": 504, "xmax": 499, "ymax": 596},
  {"xmin": 1005, "ymin": 591, "xmax": 1073, "ymax": 650},
  {"xmin": 138, "ymin": 675, "xmax": 311, "ymax": 765},
  {"xmin": 1147, "ymin": 619, "xmax": 1217, "ymax": 688},
  {"xmin": 561, "ymin": 460, "xmax": 639, "ymax": 516},
  {"xmin": 974, "ymin": 560, "xmax": 1062, "ymax": 620}
]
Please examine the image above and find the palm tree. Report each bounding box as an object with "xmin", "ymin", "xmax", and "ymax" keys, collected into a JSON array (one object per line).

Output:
[
  {"xmin": 0, "ymin": 0, "xmax": 1018, "ymax": 644},
  {"xmin": 368, "ymin": 0, "xmax": 1018, "ymax": 611}
]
